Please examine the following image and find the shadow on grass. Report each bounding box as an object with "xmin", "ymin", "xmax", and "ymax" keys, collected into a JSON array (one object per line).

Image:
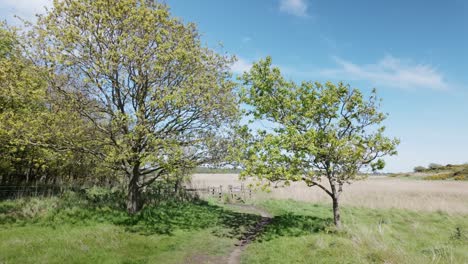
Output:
[
  {"xmin": 258, "ymin": 213, "xmax": 333, "ymax": 241},
  {"xmin": 121, "ymin": 200, "xmax": 261, "ymax": 237},
  {"xmin": 1, "ymin": 193, "xmax": 333, "ymax": 240}
]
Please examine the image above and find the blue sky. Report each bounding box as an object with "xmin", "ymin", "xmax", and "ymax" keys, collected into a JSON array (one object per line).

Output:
[{"xmin": 1, "ymin": 0, "xmax": 467, "ymax": 172}]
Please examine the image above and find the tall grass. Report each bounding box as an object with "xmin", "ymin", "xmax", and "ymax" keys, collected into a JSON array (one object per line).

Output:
[
  {"xmin": 242, "ymin": 199, "xmax": 468, "ymax": 264},
  {"xmin": 192, "ymin": 174, "xmax": 468, "ymax": 214}
]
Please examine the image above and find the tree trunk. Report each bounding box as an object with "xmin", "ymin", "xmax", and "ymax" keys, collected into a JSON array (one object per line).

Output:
[
  {"xmin": 332, "ymin": 196, "xmax": 341, "ymax": 228},
  {"xmin": 126, "ymin": 165, "xmax": 142, "ymax": 214}
]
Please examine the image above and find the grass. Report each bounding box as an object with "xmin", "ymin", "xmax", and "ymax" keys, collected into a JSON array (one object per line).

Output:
[
  {"xmin": 242, "ymin": 199, "xmax": 468, "ymax": 264},
  {"xmin": 0, "ymin": 192, "xmax": 260, "ymax": 264},
  {"xmin": 193, "ymin": 173, "xmax": 468, "ymax": 214},
  {"xmin": 1, "ymin": 193, "xmax": 467, "ymax": 263},
  {"xmin": 0, "ymin": 224, "xmax": 231, "ymax": 264}
]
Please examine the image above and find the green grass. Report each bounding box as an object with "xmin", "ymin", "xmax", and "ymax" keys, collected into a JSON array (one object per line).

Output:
[
  {"xmin": 0, "ymin": 193, "xmax": 260, "ymax": 264},
  {"xmin": 0, "ymin": 224, "xmax": 232, "ymax": 264},
  {"xmin": 1, "ymin": 194, "xmax": 467, "ymax": 263},
  {"xmin": 242, "ymin": 199, "xmax": 468, "ymax": 264}
]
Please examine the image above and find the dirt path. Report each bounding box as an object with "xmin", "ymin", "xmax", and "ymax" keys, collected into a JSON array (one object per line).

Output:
[{"xmin": 227, "ymin": 205, "xmax": 272, "ymax": 264}]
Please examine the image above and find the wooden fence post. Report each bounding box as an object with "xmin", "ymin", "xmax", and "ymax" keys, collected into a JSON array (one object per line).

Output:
[
  {"xmin": 241, "ymin": 183, "xmax": 245, "ymax": 200},
  {"xmin": 228, "ymin": 185, "xmax": 233, "ymax": 199}
]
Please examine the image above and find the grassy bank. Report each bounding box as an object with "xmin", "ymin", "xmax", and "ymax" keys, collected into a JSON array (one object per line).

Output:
[
  {"xmin": 243, "ymin": 199, "xmax": 468, "ymax": 264},
  {"xmin": 389, "ymin": 163, "xmax": 468, "ymax": 181},
  {"xmin": 1, "ymin": 194, "xmax": 467, "ymax": 263},
  {"xmin": 0, "ymin": 193, "xmax": 260, "ymax": 264}
]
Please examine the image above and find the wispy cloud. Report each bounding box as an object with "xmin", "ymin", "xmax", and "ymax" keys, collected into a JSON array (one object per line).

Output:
[
  {"xmin": 321, "ymin": 55, "xmax": 449, "ymax": 91},
  {"xmin": 1, "ymin": 0, "xmax": 52, "ymax": 23},
  {"xmin": 279, "ymin": 0, "xmax": 308, "ymax": 17},
  {"xmin": 242, "ymin": 36, "xmax": 252, "ymax": 43},
  {"xmin": 231, "ymin": 57, "xmax": 253, "ymax": 74}
]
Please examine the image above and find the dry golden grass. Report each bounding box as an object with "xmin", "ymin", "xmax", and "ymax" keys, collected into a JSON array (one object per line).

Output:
[{"xmin": 191, "ymin": 174, "xmax": 468, "ymax": 214}]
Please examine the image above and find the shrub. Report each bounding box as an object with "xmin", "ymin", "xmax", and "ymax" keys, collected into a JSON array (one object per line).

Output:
[
  {"xmin": 414, "ymin": 166, "xmax": 426, "ymax": 172},
  {"xmin": 453, "ymin": 175, "xmax": 467, "ymax": 181},
  {"xmin": 0, "ymin": 197, "xmax": 60, "ymax": 223},
  {"xmin": 424, "ymin": 173, "xmax": 452, "ymax": 181},
  {"xmin": 84, "ymin": 186, "xmax": 125, "ymax": 207},
  {"xmin": 428, "ymin": 163, "xmax": 444, "ymax": 170}
]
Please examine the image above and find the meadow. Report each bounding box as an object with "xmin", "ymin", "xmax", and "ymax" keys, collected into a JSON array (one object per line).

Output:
[
  {"xmin": 1, "ymin": 0, "xmax": 466, "ymax": 263},
  {"xmin": 192, "ymin": 174, "xmax": 468, "ymax": 214},
  {"xmin": 1, "ymin": 174, "xmax": 467, "ymax": 264}
]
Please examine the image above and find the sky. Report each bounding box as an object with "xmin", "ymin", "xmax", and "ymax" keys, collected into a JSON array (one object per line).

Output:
[{"xmin": 1, "ymin": 0, "xmax": 467, "ymax": 172}]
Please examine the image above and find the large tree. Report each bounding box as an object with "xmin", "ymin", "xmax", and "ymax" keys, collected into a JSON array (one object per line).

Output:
[
  {"xmin": 33, "ymin": 0, "xmax": 238, "ymax": 213},
  {"xmin": 239, "ymin": 57, "xmax": 399, "ymax": 227},
  {"xmin": 0, "ymin": 22, "xmax": 108, "ymax": 186}
]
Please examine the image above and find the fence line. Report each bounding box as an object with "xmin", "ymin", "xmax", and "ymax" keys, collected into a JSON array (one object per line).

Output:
[
  {"xmin": 185, "ymin": 183, "xmax": 253, "ymax": 201},
  {"xmin": 0, "ymin": 183, "xmax": 255, "ymax": 201},
  {"xmin": 0, "ymin": 185, "xmax": 74, "ymax": 199}
]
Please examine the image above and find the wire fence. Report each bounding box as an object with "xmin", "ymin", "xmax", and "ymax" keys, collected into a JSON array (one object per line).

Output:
[
  {"xmin": 0, "ymin": 183, "xmax": 254, "ymax": 202},
  {"xmin": 186, "ymin": 184, "xmax": 253, "ymax": 201},
  {"xmin": 0, "ymin": 184, "xmax": 87, "ymax": 200}
]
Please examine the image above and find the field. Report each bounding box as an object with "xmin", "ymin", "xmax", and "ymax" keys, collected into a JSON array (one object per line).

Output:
[
  {"xmin": 192, "ymin": 174, "xmax": 468, "ymax": 214},
  {"xmin": 1, "ymin": 175, "xmax": 468, "ymax": 264},
  {"xmin": 0, "ymin": 195, "xmax": 259, "ymax": 264}
]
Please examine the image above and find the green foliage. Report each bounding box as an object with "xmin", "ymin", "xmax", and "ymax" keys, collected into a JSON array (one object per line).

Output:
[
  {"xmin": 0, "ymin": 23, "xmax": 47, "ymax": 182},
  {"xmin": 424, "ymin": 173, "xmax": 453, "ymax": 181},
  {"xmin": 32, "ymin": 0, "xmax": 240, "ymax": 212},
  {"xmin": 0, "ymin": 22, "xmax": 113, "ymax": 186},
  {"xmin": 425, "ymin": 173, "xmax": 468, "ymax": 181},
  {"xmin": 420, "ymin": 164, "xmax": 468, "ymax": 181},
  {"xmin": 392, "ymin": 163, "xmax": 468, "ymax": 181},
  {"xmin": 414, "ymin": 166, "xmax": 426, "ymax": 172},
  {"xmin": 453, "ymin": 174, "xmax": 468, "ymax": 181},
  {"xmin": 238, "ymin": 57, "xmax": 399, "ymax": 226},
  {"xmin": 428, "ymin": 163, "xmax": 444, "ymax": 170},
  {"xmin": 83, "ymin": 186, "xmax": 125, "ymax": 205}
]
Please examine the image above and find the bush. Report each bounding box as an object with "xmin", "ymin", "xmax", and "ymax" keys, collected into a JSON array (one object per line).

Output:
[
  {"xmin": 453, "ymin": 175, "xmax": 468, "ymax": 181},
  {"xmin": 84, "ymin": 186, "xmax": 125, "ymax": 207},
  {"xmin": 0, "ymin": 197, "xmax": 60, "ymax": 223},
  {"xmin": 428, "ymin": 163, "xmax": 444, "ymax": 170},
  {"xmin": 414, "ymin": 166, "xmax": 426, "ymax": 172},
  {"xmin": 424, "ymin": 173, "xmax": 452, "ymax": 181}
]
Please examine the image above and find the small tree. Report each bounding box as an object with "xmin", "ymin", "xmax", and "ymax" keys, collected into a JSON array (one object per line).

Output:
[
  {"xmin": 239, "ymin": 57, "xmax": 399, "ymax": 228},
  {"xmin": 33, "ymin": 0, "xmax": 238, "ymax": 213}
]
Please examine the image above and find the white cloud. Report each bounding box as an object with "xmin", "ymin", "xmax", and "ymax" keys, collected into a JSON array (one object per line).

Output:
[
  {"xmin": 279, "ymin": 0, "xmax": 308, "ymax": 17},
  {"xmin": 1, "ymin": 0, "xmax": 50, "ymax": 10},
  {"xmin": 231, "ymin": 57, "xmax": 252, "ymax": 74},
  {"xmin": 321, "ymin": 55, "xmax": 449, "ymax": 91},
  {"xmin": 0, "ymin": 0, "xmax": 52, "ymax": 23}
]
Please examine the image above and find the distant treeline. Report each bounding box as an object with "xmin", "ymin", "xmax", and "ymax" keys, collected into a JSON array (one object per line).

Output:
[{"xmin": 413, "ymin": 163, "xmax": 468, "ymax": 181}]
